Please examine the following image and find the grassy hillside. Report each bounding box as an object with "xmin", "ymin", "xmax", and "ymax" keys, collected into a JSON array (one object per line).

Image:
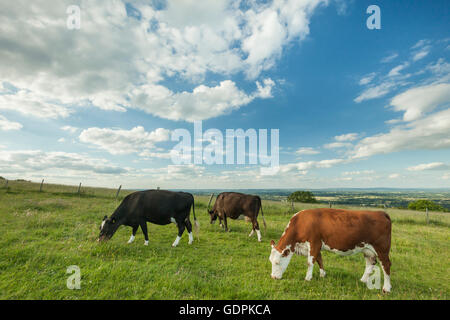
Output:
[{"xmin": 0, "ymin": 180, "xmax": 448, "ymax": 299}]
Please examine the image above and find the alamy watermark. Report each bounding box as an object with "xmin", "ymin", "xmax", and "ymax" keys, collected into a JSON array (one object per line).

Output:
[
  {"xmin": 366, "ymin": 5, "xmax": 381, "ymax": 30},
  {"xmin": 171, "ymin": 121, "xmax": 279, "ymax": 175},
  {"xmin": 366, "ymin": 266, "xmax": 381, "ymax": 290},
  {"xmin": 66, "ymin": 5, "xmax": 81, "ymax": 30},
  {"xmin": 66, "ymin": 265, "xmax": 81, "ymax": 289}
]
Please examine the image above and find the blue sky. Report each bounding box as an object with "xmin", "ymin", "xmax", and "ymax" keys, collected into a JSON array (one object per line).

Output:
[{"xmin": 0, "ymin": 0, "xmax": 449, "ymax": 189}]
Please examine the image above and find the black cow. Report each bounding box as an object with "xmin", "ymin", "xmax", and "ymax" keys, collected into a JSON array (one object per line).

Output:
[
  {"xmin": 98, "ymin": 189, "xmax": 198, "ymax": 247},
  {"xmin": 207, "ymin": 192, "xmax": 266, "ymax": 242}
]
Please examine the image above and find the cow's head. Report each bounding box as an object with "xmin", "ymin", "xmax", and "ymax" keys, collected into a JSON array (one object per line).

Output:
[
  {"xmin": 98, "ymin": 215, "xmax": 119, "ymax": 242},
  {"xmin": 208, "ymin": 209, "xmax": 218, "ymax": 224},
  {"xmin": 269, "ymin": 240, "xmax": 293, "ymax": 279}
]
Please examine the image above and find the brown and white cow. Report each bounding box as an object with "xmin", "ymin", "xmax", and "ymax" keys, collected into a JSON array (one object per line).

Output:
[{"xmin": 269, "ymin": 208, "xmax": 392, "ymax": 292}]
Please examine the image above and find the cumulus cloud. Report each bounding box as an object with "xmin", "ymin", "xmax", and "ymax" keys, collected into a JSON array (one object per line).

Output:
[
  {"xmin": 381, "ymin": 53, "xmax": 398, "ymax": 63},
  {"xmin": 0, "ymin": 150, "xmax": 127, "ymax": 175},
  {"xmin": 295, "ymin": 147, "xmax": 320, "ymax": 155},
  {"xmin": 351, "ymin": 108, "xmax": 450, "ymax": 159},
  {"xmin": 130, "ymin": 79, "xmax": 274, "ymax": 122},
  {"xmin": 0, "ymin": 0, "xmax": 326, "ymax": 121},
  {"xmin": 407, "ymin": 162, "xmax": 449, "ymax": 171},
  {"xmin": 359, "ymin": 73, "xmax": 376, "ymax": 85},
  {"xmin": 79, "ymin": 126, "xmax": 170, "ymax": 155},
  {"xmin": 61, "ymin": 125, "xmax": 79, "ymax": 134},
  {"xmin": 354, "ymin": 82, "xmax": 396, "ymax": 103},
  {"xmin": 0, "ymin": 115, "xmax": 22, "ymax": 131},
  {"xmin": 280, "ymin": 158, "xmax": 346, "ymax": 173},
  {"xmin": 390, "ymin": 83, "xmax": 450, "ymax": 121},
  {"xmin": 334, "ymin": 133, "xmax": 359, "ymax": 142},
  {"xmin": 388, "ymin": 62, "xmax": 409, "ymax": 77}
]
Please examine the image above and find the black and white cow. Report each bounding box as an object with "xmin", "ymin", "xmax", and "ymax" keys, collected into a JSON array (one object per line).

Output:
[{"xmin": 98, "ymin": 189, "xmax": 199, "ymax": 247}]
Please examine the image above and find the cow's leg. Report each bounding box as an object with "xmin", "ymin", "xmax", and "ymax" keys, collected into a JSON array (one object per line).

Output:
[
  {"xmin": 377, "ymin": 252, "xmax": 392, "ymax": 293},
  {"xmin": 172, "ymin": 222, "xmax": 185, "ymax": 247},
  {"xmin": 223, "ymin": 214, "xmax": 229, "ymax": 232},
  {"xmin": 360, "ymin": 253, "xmax": 377, "ymax": 283},
  {"xmin": 305, "ymin": 241, "xmax": 321, "ymax": 281},
  {"xmin": 252, "ymin": 219, "xmax": 261, "ymax": 242},
  {"xmin": 185, "ymin": 219, "xmax": 194, "ymax": 245},
  {"xmin": 316, "ymin": 252, "xmax": 326, "ymax": 278},
  {"xmin": 219, "ymin": 216, "xmax": 224, "ymax": 228},
  {"xmin": 248, "ymin": 228, "xmax": 255, "ymax": 237},
  {"xmin": 140, "ymin": 222, "xmax": 149, "ymax": 246},
  {"xmin": 127, "ymin": 225, "xmax": 139, "ymax": 244}
]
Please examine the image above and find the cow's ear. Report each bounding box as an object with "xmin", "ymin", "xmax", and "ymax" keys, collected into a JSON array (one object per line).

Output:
[
  {"xmin": 282, "ymin": 248, "xmax": 290, "ymax": 257},
  {"xmin": 270, "ymin": 240, "xmax": 275, "ymax": 248}
]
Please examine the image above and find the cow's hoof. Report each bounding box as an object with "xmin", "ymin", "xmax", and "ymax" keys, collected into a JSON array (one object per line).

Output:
[
  {"xmin": 320, "ymin": 270, "xmax": 326, "ymax": 278},
  {"xmin": 360, "ymin": 277, "xmax": 367, "ymax": 283},
  {"xmin": 304, "ymin": 276, "xmax": 312, "ymax": 281},
  {"xmin": 382, "ymin": 287, "xmax": 391, "ymax": 294},
  {"xmin": 144, "ymin": 241, "xmax": 149, "ymax": 246}
]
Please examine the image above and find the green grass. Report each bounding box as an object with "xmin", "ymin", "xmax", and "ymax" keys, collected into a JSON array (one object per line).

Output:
[{"xmin": 0, "ymin": 181, "xmax": 448, "ymax": 299}]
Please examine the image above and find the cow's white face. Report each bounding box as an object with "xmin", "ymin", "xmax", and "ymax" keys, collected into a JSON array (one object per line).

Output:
[{"xmin": 269, "ymin": 246, "xmax": 293, "ymax": 279}]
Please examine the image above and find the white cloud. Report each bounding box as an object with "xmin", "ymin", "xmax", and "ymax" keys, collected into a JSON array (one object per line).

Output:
[
  {"xmin": 0, "ymin": 149, "xmax": 127, "ymax": 175},
  {"xmin": 351, "ymin": 108, "xmax": 450, "ymax": 159},
  {"xmin": 280, "ymin": 158, "xmax": 346, "ymax": 173},
  {"xmin": 388, "ymin": 173, "xmax": 400, "ymax": 179},
  {"xmin": 295, "ymin": 147, "xmax": 320, "ymax": 155},
  {"xmin": 390, "ymin": 83, "xmax": 450, "ymax": 121},
  {"xmin": 354, "ymin": 82, "xmax": 395, "ymax": 103},
  {"xmin": 388, "ymin": 62, "xmax": 409, "ymax": 77},
  {"xmin": 79, "ymin": 126, "xmax": 170, "ymax": 155},
  {"xmin": 359, "ymin": 73, "xmax": 376, "ymax": 85},
  {"xmin": 381, "ymin": 53, "xmax": 398, "ymax": 63},
  {"xmin": 61, "ymin": 126, "xmax": 79, "ymax": 134},
  {"xmin": 130, "ymin": 79, "xmax": 274, "ymax": 122},
  {"xmin": 0, "ymin": 115, "xmax": 22, "ymax": 131},
  {"xmin": 343, "ymin": 170, "xmax": 375, "ymax": 176},
  {"xmin": 407, "ymin": 162, "xmax": 449, "ymax": 171},
  {"xmin": 0, "ymin": 0, "xmax": 326, "ymax": 121},
  {"xmin": 324, "ymin": 142, "xmax": 351, "ymax": 149},
  {"xmin": 412, "ymin": 47, "xmax": 430, "ymax": 61},
  {"xmin": 334, "ymin": 133, "xmax": 359, "ymax": 142}
]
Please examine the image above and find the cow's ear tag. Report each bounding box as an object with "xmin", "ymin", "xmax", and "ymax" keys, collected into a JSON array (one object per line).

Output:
[
  {"xmin": 270, "ymin": 240, "xmax": 275, "ymax": 248},
  {"xmin": 282, "ymin": 249, "xmax": 290, "ymax": 257}
]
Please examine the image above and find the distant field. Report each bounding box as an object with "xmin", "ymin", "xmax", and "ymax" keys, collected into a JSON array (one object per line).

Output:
[{"xmin": 0, "ymin": 180, "xmax": 448, "ymax": 299}]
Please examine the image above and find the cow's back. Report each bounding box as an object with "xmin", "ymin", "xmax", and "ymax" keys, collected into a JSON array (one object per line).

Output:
[
  {"xmin": 292, "ymin": 208, "xmax": 391, "ymax": 252},
  {"xmin": 216, "ymin": 192, "xmax": 260, "ymax": 218}
]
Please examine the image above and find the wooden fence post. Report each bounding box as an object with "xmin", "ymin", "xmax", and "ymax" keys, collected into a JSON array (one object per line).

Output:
[
  {"xmin": 115, "ymin": 185, "xmax": 122, "ymax": 199},
  {"xmin": 5, "ymin": 179, "xmax": 8, "ymax": 189},
  {"xmin": 77, "ymin": 183, "xmax": 82, "ymax": 195},
  {"xmin": 291, "ymin": 201, "xmax": 294, "ymax": 212},
  {"xmin": 426, "ymin": 207, "xmax": 429, "ymax": 224},
  {"xmin": 329, "ymin": 201, "xmax": 332, "ymax": 208},
  {"xmin": 39, "ymin": 179, "xmax": 44, "ymax": 192}
]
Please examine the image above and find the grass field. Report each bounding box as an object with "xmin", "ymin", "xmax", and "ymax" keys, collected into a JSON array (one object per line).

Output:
[{"xmin": 0, "ymin": 180, "xmax": 448, "ymax": 300}]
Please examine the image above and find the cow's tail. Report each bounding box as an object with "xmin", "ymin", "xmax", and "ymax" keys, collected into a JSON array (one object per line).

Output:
[
  {"xmin": 259, "ymin": 197, "xmax": 267, "ymax": 231},
  {"xmin": 192, "ymin": 198, "xmax": 200, "ymax": 240}
]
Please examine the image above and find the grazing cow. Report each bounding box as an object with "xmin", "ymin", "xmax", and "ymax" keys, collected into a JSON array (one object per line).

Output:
[
  {"xmin": 269, "ymin": 208, "xmax": 392, "ymax": 293},
  {"xmin": 207, "ymin": 192, "xmax": 266, "ymax": 242},
  {"xmin": 98, "ymin": 189, "xmax": 199, "ymax": 247}
]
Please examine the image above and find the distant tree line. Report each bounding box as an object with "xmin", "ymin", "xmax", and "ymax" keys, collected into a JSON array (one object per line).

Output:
[
  {"xmin": 408, "ymin": 200, "xmax": 447, "ymax": 212},
  {"xmin": 287, "ymin": 191, "xmax": 318, "ymax": 203}
]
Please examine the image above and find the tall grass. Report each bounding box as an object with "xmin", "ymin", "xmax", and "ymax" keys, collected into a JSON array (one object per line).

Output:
[{"xmin": 0, "ymin": 181, "xmax": 448, "ymax": 299}]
